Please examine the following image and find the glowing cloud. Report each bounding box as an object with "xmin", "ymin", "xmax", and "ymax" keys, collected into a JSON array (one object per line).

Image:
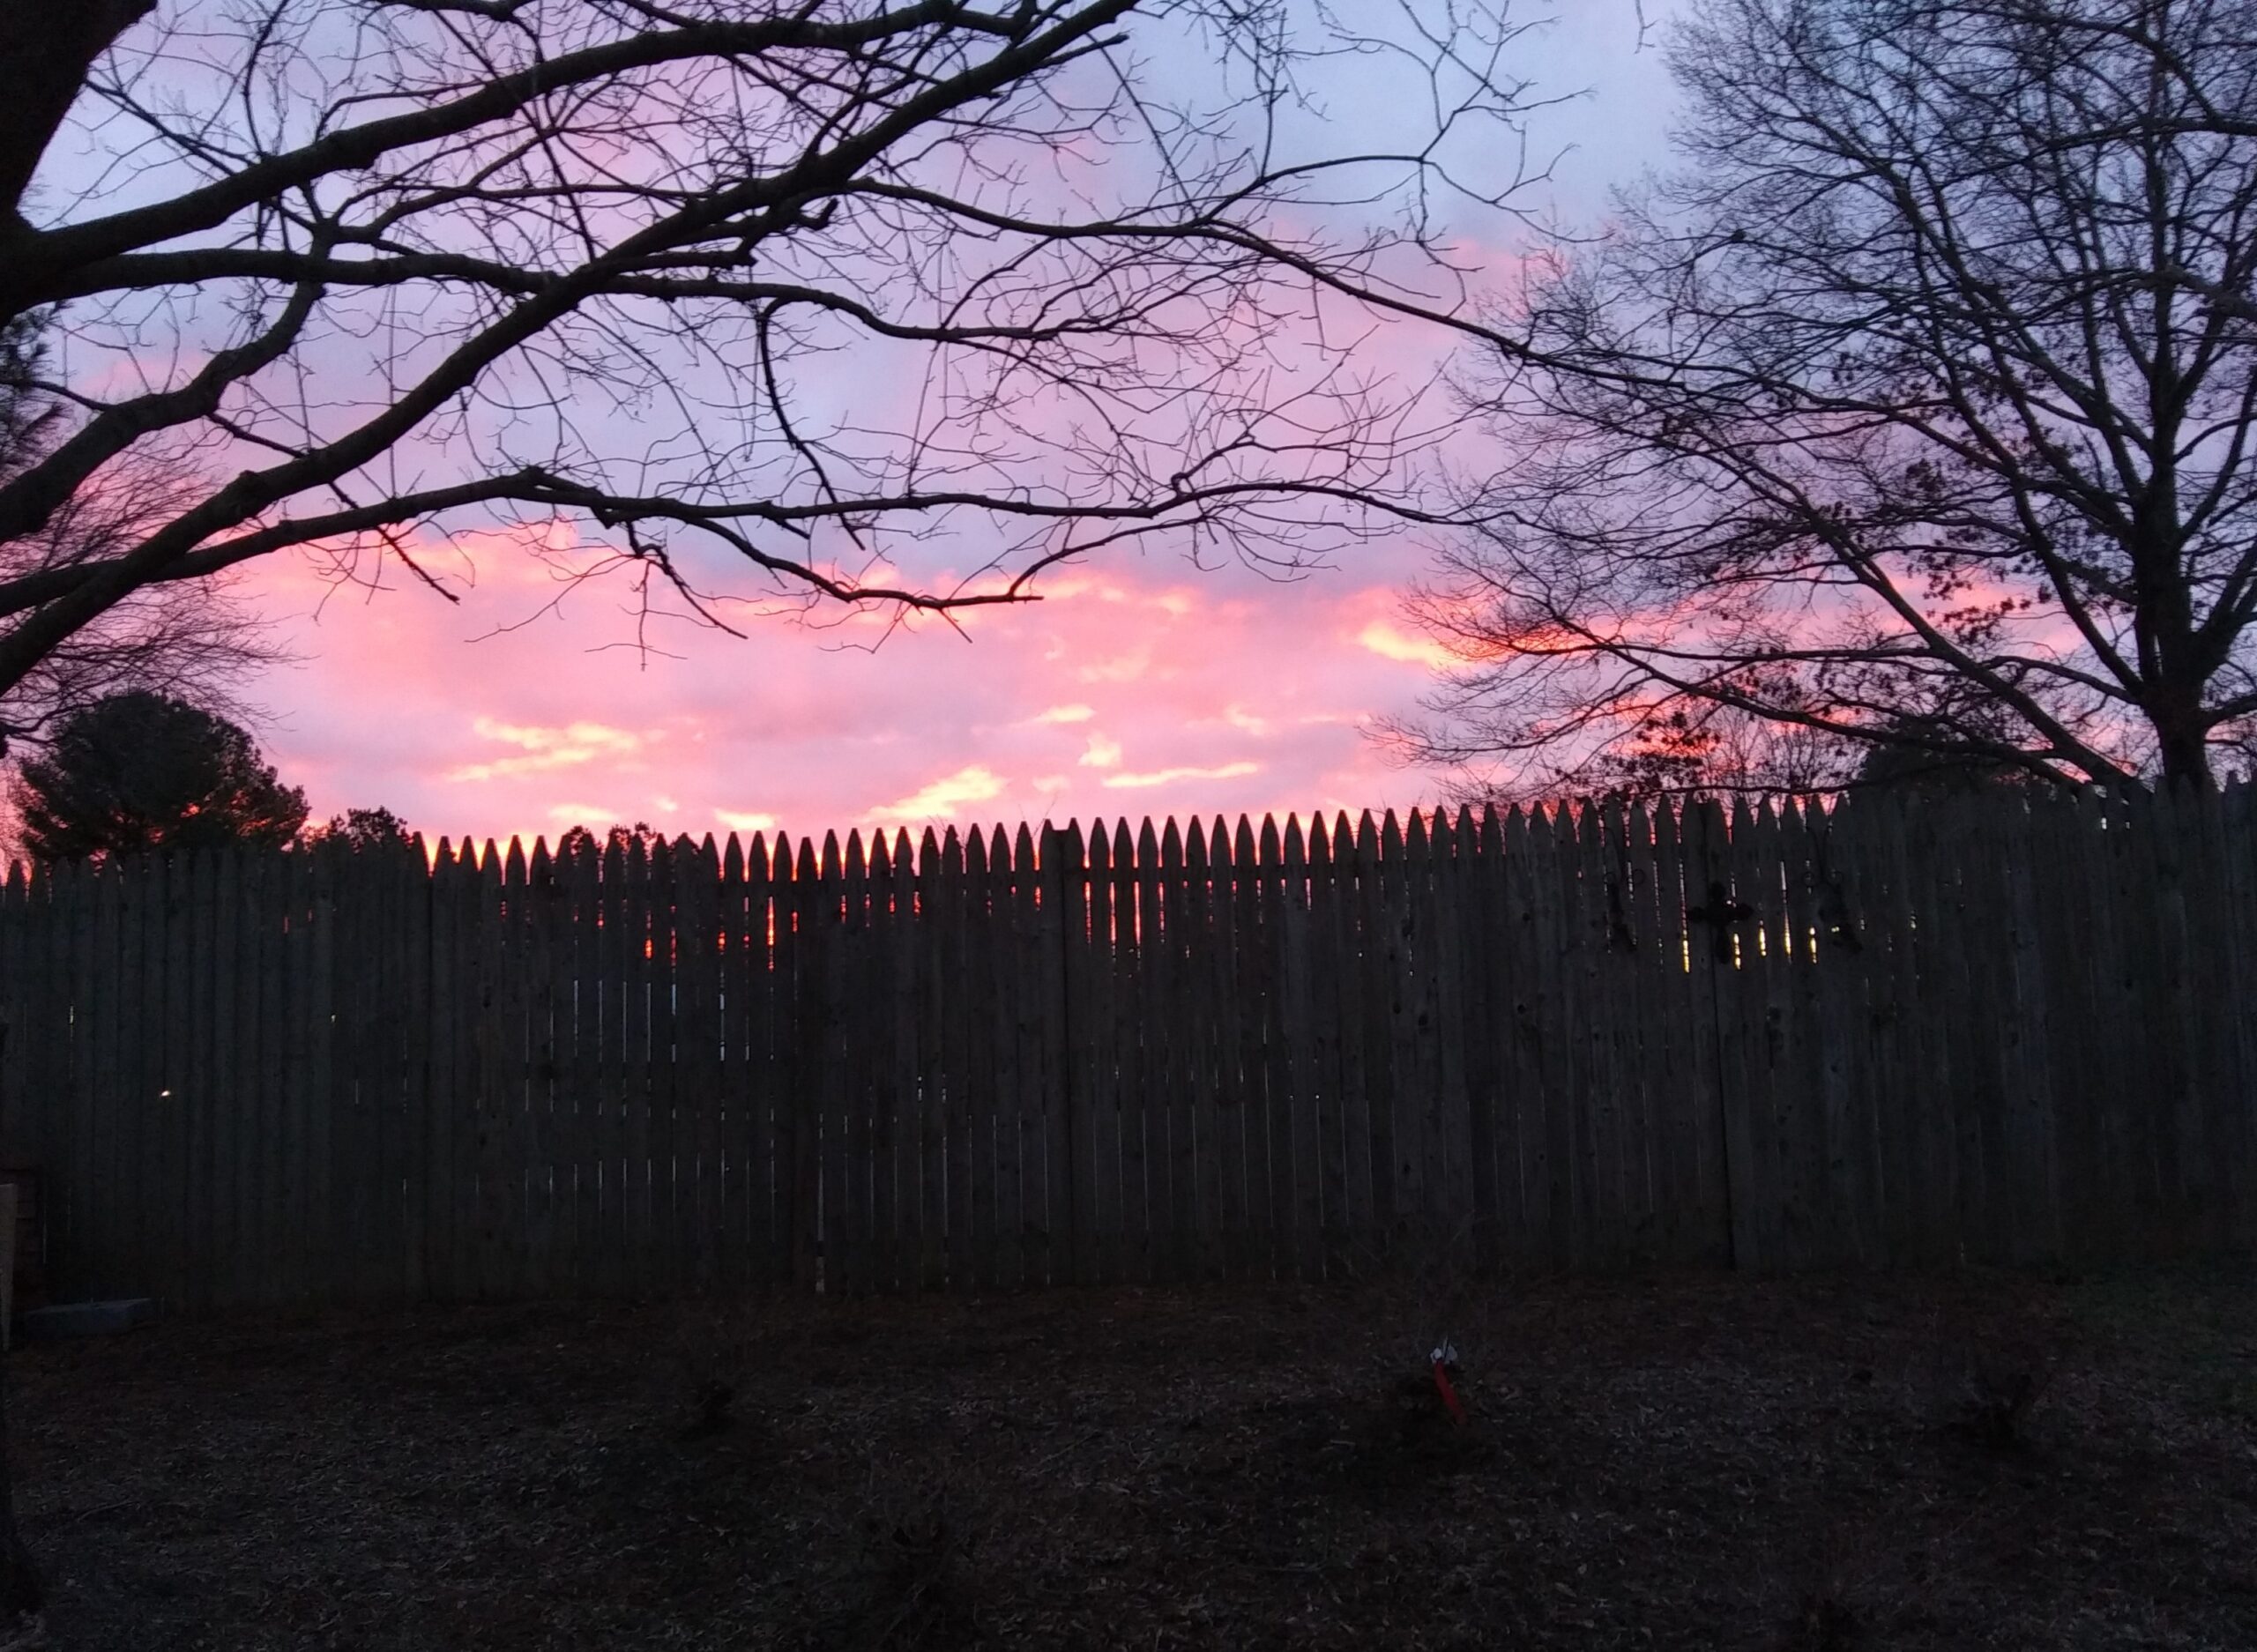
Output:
[
  {"xmin": 1354, "ymin": 621, "xmax": 1460, "ymax": 672},
  {"xmin": 1079, "ymin": 734, "xmax": 1123, "ymax": 769},
  {"xmin": 719, "ymin": 809, "xmax": 778, "ymax": 834},
  {"xmin": 1032, "ymin": 703, "xmax": 1096, "ymax": 725},
  {"xmin": 1102, "ymin": 761, "xmax": 1260, "ymax": 790},
  {"xmin": 866, "ymin": 765, "xmax": 1007, "ymax": 822},
  {"xmin": 547, "ymin": 801, "xmax": 618, "ymax": 825},
  {"xmin": 447, "ymin": 717, "xmax": 645, "ymax": 781}
]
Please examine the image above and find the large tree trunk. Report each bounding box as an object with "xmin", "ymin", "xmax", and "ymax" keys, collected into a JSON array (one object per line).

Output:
[
  {"xmin": 2151, "ymin": 688, "xmax": 2215, "ymax": 789},
  {"xmin": 0, "ymin": 0, "xmax": 153, "ymax": 222}
]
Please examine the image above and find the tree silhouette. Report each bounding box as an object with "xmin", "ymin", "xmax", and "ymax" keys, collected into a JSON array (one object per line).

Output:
[
  {"xmin": 0, "ymin": 315, "xmax": 278, "ymax": 754},
  {"xmin": 0, "ymin": 1, "xmax": 1550, "ymax": 733},
  {"xmin": 1398, "ymin": 0, "xmax": 2257, "ymax": 797},
  {"xmin": 9, "ymin": 690, "xmax": 307, "ymax": 863},
  {"xmin": 307, "ymin": 806, "xmax": 417, "ymax": 852}
]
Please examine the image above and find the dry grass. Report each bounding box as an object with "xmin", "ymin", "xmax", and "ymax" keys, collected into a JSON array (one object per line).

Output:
[{"xmin": 11, "ymin": 1261, "xmax": 2256, "ymax": 1650}]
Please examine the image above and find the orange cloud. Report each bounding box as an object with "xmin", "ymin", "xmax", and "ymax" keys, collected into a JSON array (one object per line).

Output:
[
  {"xmin": 865, "ymin": 765, "xmax": 1007, "ymax": 822},
  {"xmin": 1353, "ymin": 621, "xmax": 1459, "ymax": 671},
  {"xmin": 447, "ymin": 717, "xmax": 645, "ymax": 781}
]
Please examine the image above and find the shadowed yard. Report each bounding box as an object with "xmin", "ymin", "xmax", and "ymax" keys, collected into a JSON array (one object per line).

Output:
[{"xmin": 12, "ymin": 1263, "xmax": 2256, "ymax": 1649}]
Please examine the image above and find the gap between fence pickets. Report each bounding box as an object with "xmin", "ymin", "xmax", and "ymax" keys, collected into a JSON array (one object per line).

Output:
[{"xmin": 0, "ymin": 785, "xmax": 2251, "ymax": 1306}]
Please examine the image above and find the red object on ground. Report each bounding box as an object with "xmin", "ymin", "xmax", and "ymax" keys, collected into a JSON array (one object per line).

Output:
[{"xmin": 1431, "ymin": 1358, "xmax": 1467, "ymax": 1426}]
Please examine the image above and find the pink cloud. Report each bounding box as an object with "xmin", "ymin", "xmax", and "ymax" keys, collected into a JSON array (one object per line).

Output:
[
  {"xmin": 236, "ymin": 532, "xmax": 1458, "ymax": 848},
  {"xmin": 1101, "ymin": 761, "xmax": 1261, "ymax": 790}
]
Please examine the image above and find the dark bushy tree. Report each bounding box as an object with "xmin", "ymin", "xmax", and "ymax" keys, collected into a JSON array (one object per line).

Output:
[
  {"xmin": 9, "ymin": 690, "xmax": 307, "ymax": 862},
  {"xmin": 307, "ymin": 806, "xmax": 416, "ymax": 852}
]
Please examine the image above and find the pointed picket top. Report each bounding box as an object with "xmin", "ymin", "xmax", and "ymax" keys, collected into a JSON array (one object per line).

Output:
[
  {"xmin": 1112, "ymin": 816, "xmax": 1133, "ymax": 869},
  {"xmin": 1137, "ymin": 816, "xmax": 1160, "ymax": 867},
  {"xmin": 1259, "ymin": 812, "xmax": 1282, "ymax": 867},
  {"xmin": 919, "ymin": 825, "xmax": 942, "ymax": 875},
  {"xmin": 722, "ymin": 834, "xmax": 745, "ymax": 881},
  {"xmin": 529, "ymin": 837, "xmax": 553, "ymax": 885},
  {"xmin": 1229, "ymin": 815, "xmax": 1252, "ymax": 868},
  {"xmin": 965, "ymin": 820, "xmax": 988, "ymax": 876},
  {"xmin": 941, "ymin": 823, "xmax": 965, "ymax": 875},
  {"xmin": 1013, "ymin": 821, "xmax": 1037, "ymax": 875},
  {"xmin": 1406, "ymin": 806, "xmax": 1434, "ymax": 864},
  {"xmin": 868, "ymin": 828, "xmax": 890, "ymax": 879},
  {"xmin": 845, "ymin": 828, "xmax": 867, "ymax": 881},
  {"xmin": 1307, "ymin": 812, "xmax": 1330, "ymax": 869},
  {"xmin": 4, "ymin": 860, "xmax": 24, "ymax": 899},
  {"xmin": 1160, "ymin": 816, "xmax": 1184, "ymax": 867},
  {"xmin": 1729, "ymin": 794, "xmax": 1758, "ymax": 841},
  {"xmin": 434, "ymin": 835, "xmax": 457, "ymax": 870},
  {"xmin": 479, "ymin": 837, "xmax": 503, "ymax": 875},
  {"xmin": 1627, "ymin": 799, "xmax": 1654, "ymax": 860},
  {"xmin": 1282, "ymin": 812, "xmax": 1305, "ymax": 869},
  {"xmin": 1449, "ymin": 803, "xmax": 1476, "ymax": 860},
  {"xmin": 505, "ymin": 836, "xmax": 529, "ymax": 885},
  {"xmin": 1526, "ymin": 799, "xmax": 1556, "ymax": 856},
  {"xmin": 1186, "ymin": 816, "xmax": 1210, "ymax": 873},
  {"xmin": 814, "ymin": 829, "xmax": 838, "ymax": 882},
  {"xmin": 1651, "ymin": 795, "xmax": 1680, "ymax": 858},
  {"xmin": 1479, "ymin": 803, "xmax": 1506, "ymax": 859},
  {"xmin": 1087, "ymin": 820, "xmax": 1111, "ymax": 891}
]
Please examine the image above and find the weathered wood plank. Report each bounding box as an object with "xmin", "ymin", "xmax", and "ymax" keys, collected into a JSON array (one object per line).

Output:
[
  {"xmin": 881, "ymin": 830, "xmax": 920, "ymax": 1293},
  {"xmin": 960, "ymin": 826, "xmax": 999, "ymax": 1291},
  {"xmin": 787, "ymin": 835, "xmax": 825, "ymax": 1292},
  {"xmin": 1307, "ymin": 816, "xmax": 1353, "ymax": 1276},
  {"xmin": 1216, "ymin": 818, "xmax": 1255, "ymax": 1279},
  {"xmin": 1009, "ymin": 822, "xmax": 1045, "ymax": 1286},
  {"xmin": 1280, "ymin": 816, "xmax": 1322, "ymax": 1283},
  {"xmin": 1111, "ymin": 820, "xmax": 1150, "ymax": 1284},
  {"xmin": 1084, "ymin": 821, "xmax": 1121, "ymax": 1284}
]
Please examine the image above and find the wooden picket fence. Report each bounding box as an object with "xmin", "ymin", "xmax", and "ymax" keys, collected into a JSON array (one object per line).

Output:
[{"xmin": 1, "ymin": 783, "xmax": 2253, "ymax": 1313}]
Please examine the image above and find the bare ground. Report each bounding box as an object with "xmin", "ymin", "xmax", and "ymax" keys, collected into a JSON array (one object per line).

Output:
[{"xmin": 10, "ymin": 1260, "xmax": 2256, "ymax": 1650}]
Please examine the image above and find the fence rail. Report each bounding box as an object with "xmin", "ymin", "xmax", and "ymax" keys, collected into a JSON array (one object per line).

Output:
[{"xmin": 3, "ymin": 785, "xmax": 2253, "ymax": 1311}]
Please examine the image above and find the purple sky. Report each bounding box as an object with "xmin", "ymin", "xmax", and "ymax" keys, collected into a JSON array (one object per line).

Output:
[{"xmin": 229, "ymin": 4, "xmax": 1681, "ymax": 849}]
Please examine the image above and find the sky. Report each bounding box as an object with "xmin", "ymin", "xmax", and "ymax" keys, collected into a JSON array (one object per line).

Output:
[{"xmin": 231, "ymin": 4, "xmax": 1681, "ymax": 852}]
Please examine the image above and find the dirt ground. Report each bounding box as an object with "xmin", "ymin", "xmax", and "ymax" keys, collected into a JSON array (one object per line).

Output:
[{"xmin": 10, "ymin": 1258, "xmax": 2256, "ymax": 1651}]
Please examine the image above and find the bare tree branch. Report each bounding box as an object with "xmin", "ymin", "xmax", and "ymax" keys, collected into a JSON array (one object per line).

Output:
[
  {"xmin": 1396, "ymin": 0, "xmax": 2257, "ymax": 800},
  {"xmin": 0, "ymin": 0, "xmax": 1554, "ymax": 726}
]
